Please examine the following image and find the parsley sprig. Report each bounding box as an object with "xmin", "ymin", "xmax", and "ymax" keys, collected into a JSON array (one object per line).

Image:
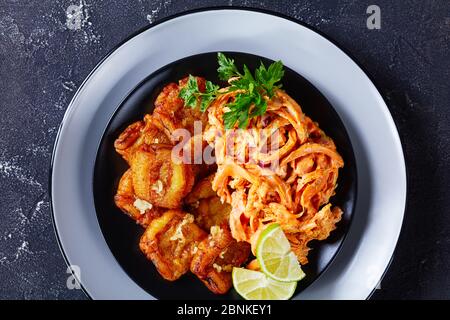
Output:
[
  {"xmin": 179, "ymin": 75, "xmax": 220, "ymax": 112},
  {"xmin": 179, "ymin": 52, "xmax": 285, "ymax": 129}
]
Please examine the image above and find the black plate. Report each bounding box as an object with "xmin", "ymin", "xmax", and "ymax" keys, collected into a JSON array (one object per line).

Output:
[{"xmin": 93, "ymin": 52, "xmax": 357, "ymax": 300}]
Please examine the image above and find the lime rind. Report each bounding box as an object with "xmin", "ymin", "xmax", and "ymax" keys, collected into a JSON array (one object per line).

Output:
[
  {"xmin": 256, "ymin": 224, "xmax": 305, "ymax": 282},
  {"xmin": 232, "ymin": 268, "xmax": 297, "ymax": 300},
  {"xmin": 232, "ymin": 224, "xmax": 305, "ymax": 300}
]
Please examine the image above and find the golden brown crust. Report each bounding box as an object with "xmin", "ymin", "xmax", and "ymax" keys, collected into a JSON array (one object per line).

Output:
[
  {"xmin": 114, "ymin": 121, "xmax": 145, "ymax": 163},
  {"xmin": 185, "ymin": 175, "xmax": 217, "ymax": 203},
  {"xmin": 114, "ymin": 116, "xmax": 172, "ymax": 164},
  {"xmin": 190, "ymin": 223, "xmax": 250, "ymax": 294},
  {"xmin": 139, "ymin": 210, "xmax": 207, "ymax": 281},
  {"xmin": 194, "ymin": 197, "xmax": 232, "ymax": 231},
  {"xmin": 153, "ymin": 79, "xmax": 208, "ymax": 139},
  {"xmin": 114, "ymin": 169, "xmax": 163, "ymax": 227},
  {"xmin": 130, "ymin": 145, "xmax": 194, "ymax": 209},
  {"xmin": 185, "ymin": 175, "xmax": 232, "ymax": 231}
]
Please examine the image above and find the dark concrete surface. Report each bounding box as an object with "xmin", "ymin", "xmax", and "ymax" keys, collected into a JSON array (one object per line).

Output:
[{"xmin": 0, "ymin": 0, "xmax": 448, "ymax": 299}]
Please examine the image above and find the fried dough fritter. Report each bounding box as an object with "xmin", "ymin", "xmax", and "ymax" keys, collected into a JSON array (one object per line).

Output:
[
  {"xmin": 151, "ymin": 78, "xmax": 210, "ymax": 179},
  {"xmin": 130, "ymin": 144, "xmax": 194, "ymax": 209},
  {"xmin": 114, "ymin": 169, "xmax": 163, "ymax": 227},
  {"xmin": 185, "ymin": 175, "xmax": 231, "ymax": 230},
  {"xmin": 114, "ymin": 79, "xmax": 210, "ymax": 214},
  {"xmin": 185, "ymin": 175, "xmax": 218, "ymax": 202},
  {"xmin": 139, "ymin": 210, "xmax": 207, "ymax": 281},
  {"xmin": 114, "ymin": 115, "xmax": 172, "ymax": 164},
  {"xmin": 194, "ymin": 197, "xmax": 231, "ymax": 231},
  {"xmin": 114, "ymin": 79, "xmax": 246, "ymax": 293},
  {"xmin": 190, "ymin": 223, "xmax": 251, "ymax": 294},
  {"xmin": 152, "ymin": 78, "xmax": 208, "ymax": 138},
  {"xmin": 114, "ymin": 120, "xmax": 144, "ymax": 163}
]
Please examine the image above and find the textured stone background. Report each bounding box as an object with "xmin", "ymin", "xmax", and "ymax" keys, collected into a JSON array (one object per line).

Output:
[{"xmin": 0, "ymin": 0, "xmax": 448, "ymax": 299}]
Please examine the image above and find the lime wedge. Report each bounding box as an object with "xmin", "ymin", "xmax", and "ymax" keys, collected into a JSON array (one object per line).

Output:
[
  {"xmin": 232, "ymin": 267, "xmax": 297, "ymax": 300},
  {"xmin": 256, "ymin": 223, "xmax": 305, "ymax": 282}
]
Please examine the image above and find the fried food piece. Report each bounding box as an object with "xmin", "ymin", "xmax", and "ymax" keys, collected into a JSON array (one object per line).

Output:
[
  {"xmin": 194, "ymin": 198, "xmax": 231, "ymax": 231},
  {"xmin": 246, "ymin": 259, "xmax": 260, "ymax": 271},
  {"xmin": 114, "ymin": 169, "xmax": 163, "ymax": 227},
  {"xmin": 152, "ymin": 78, "xmax": 208, "ymax": 139},
  {"xmin": 114, "ymin": 121, "xmax": 144, "ymax": 163},
  {"xmin": 185, "ymin": 175, "xmax": 218, "ymax": 202},
  {"xmin": 140, "ymin": 210, "xmax": 207, "ymax": 281},
  {"xmin": 177, "ymin": 133, "xmax": 213, "ymax": 179},
  {"xmin": 114, "ymin": 115, "xmax": 172, "ymax": 164},
  {"xmin": 185, "ymin": 175, "xmax": 232, "ymax": 230},
  {"xmin": 191, "ymin": 223, "xmax": 251, "ymax": 294},
  {"xmin": 130, "ymin": 144, "xmax": 195, "ymax": 209}
]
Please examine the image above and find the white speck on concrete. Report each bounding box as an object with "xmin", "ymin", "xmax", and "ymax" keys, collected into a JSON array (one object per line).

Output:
[
  {"xmin": 2, "ymin": 233, "xmax": 12, "ymax": 241},
  {"xmin": 47, "ymin": 126, "xmax": 57, "ymax": 134},
  {"xmin": 0, "ymin": 240, "xmax": 33, "ymax": 266},
  {"xmin": 146, "ymin": 13, "xmax": 156, "ymax": 24},
  {"xmin": 16, "ymin": 207, "xmax": 29, "ymax": 226},
  {"xmin": 0, "ymin": 15, "xmax": 26, "ymax": 45},
  {"xmin": 0, "ymin": 197, "xmax": 49, "ymax": 266},
  {"xmin": 30, "ymin": 200, "xmax": 48, "ymax": 220},
  {"xmin": 0, "ymin": 160, "xmax": 42, "ymax": 189},
  {"xmin": 14, "ymin": 241, "xmax": 31, "ymax": 260},
  {"xmin": 54, "ymin": 91, "xmax": 67, "ymax": 110},
  {"xmin": 27, "ymin": 144, "xmax": 51, "ymax": 157},
  {"xmin": 62, "ymin": 81, "xmax": 77, "ymax": 92},
  {"xmin": 0, "ymin": 14, "xmax": 52, "ymax": 58}
]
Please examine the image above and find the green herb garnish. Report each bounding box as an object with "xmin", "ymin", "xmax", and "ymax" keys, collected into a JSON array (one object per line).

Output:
[
  {"xmin": 179, "ymin": 52, "xmax": 285, "ymax": 129},
  {"xmin": 179, "ymin": 75, "xmax": 220, "ymax": 112}
]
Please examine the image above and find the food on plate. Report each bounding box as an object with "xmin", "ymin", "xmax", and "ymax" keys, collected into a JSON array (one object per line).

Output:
[
  {"xmin": 114, "ymin": 169, "xmax": 163, "ymax": 227},
  {"xmin": 233, "ymin": 223, "xmax": 303, "ymax": 300},
  {"xmin": 255, "ymin": 223, "xmax": 305, "ymax": 283},
  {"xmin": 232, "ymin": 267, "xmax": 297, "ymax": 300},
  {"xmin": 153, "ymin": 80, "xmax": 208, "ymax": 137},
  {"xmin": 139, "ymin": 209, "xmax": 206, "ymax": 281},
  {"xmin": 190, "ymin": 223, "xmax": 251, "ymax": 294},
  {"xmin": 201, "ymin": 54, "xmax": 344, "ymax": 264},
  {"xmin": 114, "ymin": 115, "xmax": 172, "ymax": 163},
  {"xmin": 114, "ymin": 75, "xmax": 249, "ymax": 292},
  {"xmin": 185, "ymin": 175, "xmax": 232, "ymax": 230},
  {"xmin": 130, "ymin": 145, "xmax": 195, "ymax": 209},
  {"xmin": 113, "ymin": 53, "xmax": 345, "ymax": 298}
]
